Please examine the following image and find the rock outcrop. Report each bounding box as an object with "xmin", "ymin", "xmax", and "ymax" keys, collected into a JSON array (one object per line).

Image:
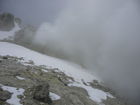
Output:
[
  {"xmin": 33, "ymin": 83, "xmax": 52, "ymax": 104},
  {"xmin": 0, "ymin": 13, "xmax": 15, "ymax": 31}
]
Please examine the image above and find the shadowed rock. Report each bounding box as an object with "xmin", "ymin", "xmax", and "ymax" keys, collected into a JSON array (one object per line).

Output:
[{"xmin": 33, "ymin": 83, "xmax": 52, "ymax": 104}]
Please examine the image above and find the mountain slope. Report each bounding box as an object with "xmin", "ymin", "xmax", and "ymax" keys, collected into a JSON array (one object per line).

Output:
[{"xmin": 0, "ymin": 42, "xmax": 126, "ymax": 105}]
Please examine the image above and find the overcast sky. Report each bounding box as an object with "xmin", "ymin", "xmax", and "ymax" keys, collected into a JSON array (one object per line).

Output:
[{"xmin": 0, "ymin": 0, "xmax": 66, "ymax": 25}]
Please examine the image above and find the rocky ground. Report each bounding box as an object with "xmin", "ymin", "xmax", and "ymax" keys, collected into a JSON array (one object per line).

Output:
[{"xmin": 0, "ymin": 55, "xmax": 126, "ymax": 105}]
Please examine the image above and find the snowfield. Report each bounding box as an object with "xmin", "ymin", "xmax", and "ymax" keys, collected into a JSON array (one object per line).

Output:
[
  {"xmin": 0, "ymin": 42, "xmax": 114, "ymax": 104},
  {"xmin": 0, "ymin": 42, "xmax": 96, "ymax": 82}
]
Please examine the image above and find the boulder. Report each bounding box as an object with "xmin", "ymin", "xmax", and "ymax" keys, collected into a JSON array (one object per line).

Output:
[{"xmin": 33, "ymin": 83, "xmax": 52, "ymax": 104}]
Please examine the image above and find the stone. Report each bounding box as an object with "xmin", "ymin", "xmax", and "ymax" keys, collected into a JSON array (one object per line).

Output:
[
  {"xmin": 2, "ymin": 56, "xmax": 8, "ymax": 59},
  {"xmin": 33, "ymin": 83, "xmax": 52, "ymax": 104}
]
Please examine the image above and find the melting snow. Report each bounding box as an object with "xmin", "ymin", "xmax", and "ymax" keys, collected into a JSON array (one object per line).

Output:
[
  {"xmin": 0, "ymin": 84, "xmax": 24, "ymax": 105},
  {"xmin": 68, "ymin": 82, "xmax": 114, "ymax": 103}
]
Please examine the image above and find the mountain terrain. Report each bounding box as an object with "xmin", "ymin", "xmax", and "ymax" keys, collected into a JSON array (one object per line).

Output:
[{"xmin": 0, "ymin": 13, "xmax": 128, "ymax": 105}]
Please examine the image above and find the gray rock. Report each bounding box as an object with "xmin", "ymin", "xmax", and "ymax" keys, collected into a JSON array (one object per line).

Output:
[
  {"xmin": 33, "ymin": 83, "xmax": 52, "ymax": 104},
  {"xmin": 2, "ymin": 56, "xmax": 8, "ymax": 59},
  {"xmin": 0, "ymin": 13, "xmax": 15, "ymax": 31}
]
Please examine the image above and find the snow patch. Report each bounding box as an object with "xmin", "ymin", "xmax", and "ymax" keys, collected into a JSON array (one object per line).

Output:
[
  {"xmin": 42, "ymin": 69, "xmax": 48, "ymax": 73},
  {"xmin": 50, "ymin": 92, "xmax": 61, "ymax": 100},
  {"xmin": 68, "ymin": 82, "xmax": 114, "ymax": 103},
  {"xmin": 0, "ymin": 84, "xmax": 24, "ymax": 105},
  {"xmin": 16, "ymin": 76, "xmax": 25, "ymax": 80}
]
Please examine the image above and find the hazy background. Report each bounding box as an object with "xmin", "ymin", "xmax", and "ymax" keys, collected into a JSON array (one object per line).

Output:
[{"xmin": 1, "ymin": 0, "xmax": 140, "ymax": 105}]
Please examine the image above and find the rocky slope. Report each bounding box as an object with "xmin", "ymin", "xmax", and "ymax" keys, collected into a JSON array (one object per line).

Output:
[{"xmin": 0, "ymin": 55, "xmax": 126, "ymax": 105}]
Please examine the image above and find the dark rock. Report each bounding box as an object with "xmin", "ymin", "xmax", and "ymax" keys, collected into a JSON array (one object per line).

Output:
[
  {"xmin": 0, "ymin": 13, "xmax": 15, "ymax": 31},
  {"xmin": 0, "ymin": 87, "xmax": 12, "ymax": 101},
  {"xmin": 2, "ymin": 56, "xmax": 8, "ymax": 59},
  {"xmin": 33, "ymin": 83, "xmax": 52, "ymax": 104}
]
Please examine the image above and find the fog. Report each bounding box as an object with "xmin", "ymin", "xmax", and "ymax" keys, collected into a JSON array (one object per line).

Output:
[{"xmin": 1, "ymin": 0, "xmax": 140, "ymax": 104}]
